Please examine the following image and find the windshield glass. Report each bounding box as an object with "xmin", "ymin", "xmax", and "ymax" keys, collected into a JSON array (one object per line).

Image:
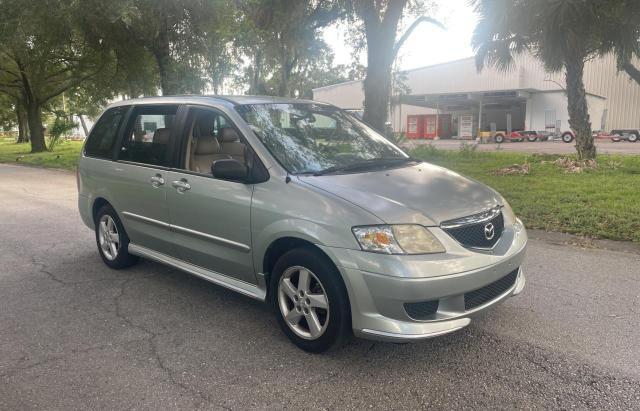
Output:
[{"xmin": 235, "ymin": 103, "xmax": 409, "ymax": 174}]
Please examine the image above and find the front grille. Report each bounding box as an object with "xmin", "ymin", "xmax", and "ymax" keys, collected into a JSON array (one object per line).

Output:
[
  {"xmin": 442, "ymin": 209, "xmax": 504, "ymax": 249},
  {"xmin": 404, "ymin": 300, "xmax": 439, "ymax": 320},
  {"xmin": 464, "ymin": 269, "xmax": 519, "ymax": 310}
]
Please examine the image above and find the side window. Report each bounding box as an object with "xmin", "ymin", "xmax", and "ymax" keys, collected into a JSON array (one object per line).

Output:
[
  {"xmin": 118, "ymin": 105, "xmax": 178, "ymax": 167},
  {"xmin": 84, "ymin": 107, "xmax": 127, "ymax": 159},
  {"xmin": 183, "ymin": 108, "xmax": 248, "ymax": 175}
]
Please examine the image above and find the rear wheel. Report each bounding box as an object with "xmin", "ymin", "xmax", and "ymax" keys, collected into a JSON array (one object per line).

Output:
[
  {"xmin": 527, "ymin": 136, "xmax": 537, "ymax": 142},
  {"xmin": 629, "ymin": 132, "xmax": 638, "ymax": 143},
  {"xmin": 95, "ymin": 204, "xmax": 138, "ymax": 269},
  {"xmin": 562, "ymin": 132, "xmax": 574, "ymax": 143},
  {"xmin": 270, "ymin": 247, "xmax": 351, "ymax": 352},
  {"xmin": 494, "ymin": 133, "xmax": 505, "ymax": 144}
]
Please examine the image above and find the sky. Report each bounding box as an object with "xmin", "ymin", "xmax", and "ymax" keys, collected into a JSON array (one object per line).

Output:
[{"xmin": 323, "ymin": 0, "xmax": 478, "ymax": 71}]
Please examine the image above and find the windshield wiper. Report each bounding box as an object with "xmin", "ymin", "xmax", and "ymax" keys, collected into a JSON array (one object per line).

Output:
[{"xmin": 313, "ymin": 157, "xmax": 417, "ymax": 176}]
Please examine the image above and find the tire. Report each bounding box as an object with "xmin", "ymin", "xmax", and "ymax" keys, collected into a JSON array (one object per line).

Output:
[
  {"xmin": 562, "ymin": 132, "xmax": 574, "ymax": 143},
  {"xmin": 629, "ymin": 132, "xmax": 638, "ymax": 143},
  {"xmin": 527, "ymin": 136, "xmax": 537, "ymax": 142},
  {"xmin": 270, "ymin": 247, "xmax": 351, "ymax": 353},
  {"xmin": 95, "ymin": 204, "xmax": 138, "ymax": 269},
  {"xmin": 494, "ymin": 133, "xmax": 505, "ymax": 144}
]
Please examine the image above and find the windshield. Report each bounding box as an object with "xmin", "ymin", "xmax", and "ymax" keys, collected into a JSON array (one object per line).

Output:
[{"xmin": 235, "ymin": 103, "xmax": 409, "ymax": 175}]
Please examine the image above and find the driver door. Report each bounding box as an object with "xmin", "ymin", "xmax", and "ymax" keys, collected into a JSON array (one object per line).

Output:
[{"xmin": 166, "ymin": 106, "xmax": 256, "ymax": 284}]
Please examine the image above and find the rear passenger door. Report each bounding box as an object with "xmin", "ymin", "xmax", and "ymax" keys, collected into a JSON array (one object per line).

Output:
[
  {"xmin": 112, "ymin": 104, "xmax": 181, "ymax": 257},
  {"xmin": 165, "ymin": 106, "xmax": 256, "ymax": 284}
]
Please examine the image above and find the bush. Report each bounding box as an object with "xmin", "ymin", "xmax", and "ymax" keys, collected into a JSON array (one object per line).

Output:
[{"xmin": 47, "ymin": 117, "xmax": 77, "ymax": 151}]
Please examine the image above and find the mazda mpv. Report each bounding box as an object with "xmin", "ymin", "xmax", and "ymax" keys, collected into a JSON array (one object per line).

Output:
[{"xmin": 78, "ymin": 96, "xmax": 527, "ymax": 352}]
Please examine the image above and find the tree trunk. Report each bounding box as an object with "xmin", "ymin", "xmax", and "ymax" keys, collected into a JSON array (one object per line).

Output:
[
  {"xmin": 152, "ymin": 23, "xmax": 179, "ymax": 96},
  {"xmin": 359, "ymin": 1, "xmax": 406, "ymax": 133},
  {"xmin": 564, "ymin": 56, "xmax": 596, "ymax": 159},
  {"xmin": 26, "ymin": 102, "xmax": 46, "ymax": 153},
  {"xmin": 154, "ymin": 49, "xmax": 178, "ymax": 96},
  {"xmin": 362, "ymin": 32, "xmax": 395, "ymax": 133},
  {"xmin": 78, "ymin": 114, "xmax": 89, "ymax": 137},
  {"xmin": 16, "ymin": 102, "xmax": 29, "ymax": 143}
]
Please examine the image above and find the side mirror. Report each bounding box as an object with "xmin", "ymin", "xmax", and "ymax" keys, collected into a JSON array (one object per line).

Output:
[{"xmin": 212, "ymin": 159, "xmax": 248, "ymax": 182}]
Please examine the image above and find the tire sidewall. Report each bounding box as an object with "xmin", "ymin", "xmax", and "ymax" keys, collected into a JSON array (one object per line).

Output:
[
  {"xmin": 95, "ymin": 204, "xmax": 137, "ymax": 269},
  {"xmin": 269, "ymin": 247, "xmax": 351, "ymax": 353}
]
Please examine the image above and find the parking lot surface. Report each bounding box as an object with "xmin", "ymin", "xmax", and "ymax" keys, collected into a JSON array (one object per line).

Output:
[
  {"xmin": 406, "ymin": 138, "xmax": 640, "ymax": 155},
  {"xmin": 1, "ymin": 164, "xmax": 639, "ymax": 409}
]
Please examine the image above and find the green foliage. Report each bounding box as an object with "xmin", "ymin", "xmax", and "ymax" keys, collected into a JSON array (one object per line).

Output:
[
  {"xmin": 234, "ymin": 0, "xmax": 346, "ymax": 97},
  {"xmin": 47, "ymin": 117, "xmax": 77, "ymax": 151},
  {"xmin": 0, "ymin": 138, "xmax": 83, "ymax": 169},
  {"xmin": 0, "ymin": 94, "xmax": 16, "ymax": 132}
]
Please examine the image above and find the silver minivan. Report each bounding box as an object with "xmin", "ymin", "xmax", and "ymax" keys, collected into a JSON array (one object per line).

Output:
[{"xmin": 78, "ymin": 96, "xmax": 527, "ymax": 352}]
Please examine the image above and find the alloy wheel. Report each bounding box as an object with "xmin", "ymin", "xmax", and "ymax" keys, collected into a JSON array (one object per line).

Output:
[
  {"xmin": 98, "ymin": 214, "xmax": 120, "ymax": 261},
  {"xmin": 277, "ymin": 266, "xmax": 330, "ymax": 340}
]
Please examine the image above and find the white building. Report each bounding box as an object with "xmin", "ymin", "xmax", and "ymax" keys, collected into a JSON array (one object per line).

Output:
[{"xmin": 313, "ymin": 53, "xmax": 640, "ymax": 139}]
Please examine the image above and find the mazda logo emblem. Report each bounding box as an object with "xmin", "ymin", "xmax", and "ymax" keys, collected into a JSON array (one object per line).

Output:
[{"xmin": 484, "ymin": 223, "xmax": 495, "ymax": 240}]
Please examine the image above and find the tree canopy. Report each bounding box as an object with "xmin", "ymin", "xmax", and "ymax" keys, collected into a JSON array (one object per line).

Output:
[{"xmin": 1, "ymin": 0, "xmax": 638, "ymax": 155}]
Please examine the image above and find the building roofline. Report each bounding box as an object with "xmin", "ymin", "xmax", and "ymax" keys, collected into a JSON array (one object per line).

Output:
[
  {"xmin": 312, "ymin": 79, "xmax": 362, "ymax": 93},
  {"xmin": 400, "ymin": 56, "xmax": 476, "ymax": 74}
]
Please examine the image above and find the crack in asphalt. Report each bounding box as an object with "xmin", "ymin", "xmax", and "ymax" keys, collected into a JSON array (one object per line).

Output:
[
  {"xmin": 0, "ymin": 341, "xmax": 148, "ymax": 380},
  {"xmin": 112, "ymin": 278, "xmax": 218, "ymax": 409},
  {"xmin": 31, "ymin": 257, "xmax": 65, "ymax": 285}
]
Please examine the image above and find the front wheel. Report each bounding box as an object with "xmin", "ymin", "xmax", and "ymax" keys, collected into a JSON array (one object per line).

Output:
[
  {"xmin": 270, "ymin": 247, "xmax": 351, "ymax": 352},
  {"xmin": 562, "ymin": 132, "xmax": 574, "ymax": 143},
  {"xmin": 527, "ymin": 136, "xmax": 537, "ymax": 142},
  {"xmin": 628, "ymin": 133, "xmax": 638, "ymax": 143},
  {"xmin": 494, "ymin": 134, "xmax": 505, "ymax": 144},
  {"xmin": 95, "ymin": 204, "xmax": 138, "ymax": 269}
]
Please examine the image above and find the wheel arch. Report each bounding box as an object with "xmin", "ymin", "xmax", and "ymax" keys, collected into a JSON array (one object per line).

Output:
[
  {"xmin": 262, "ymin": 236, "xmax": 335, "ymax": 290},
  {"xmin": 92, "ymin": 197, "xmax": 112, "ymax": 224}
]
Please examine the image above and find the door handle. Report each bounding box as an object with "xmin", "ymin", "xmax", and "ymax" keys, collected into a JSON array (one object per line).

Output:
[
  {"xmin": 150, "ymin": 174, "xmax": 165, "ymax": 188},
  {"xmin": 172, "ymin": 179, "xmax": 191, "ymax": 193}
]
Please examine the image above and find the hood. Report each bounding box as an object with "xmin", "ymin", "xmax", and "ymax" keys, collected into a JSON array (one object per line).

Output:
[{"xmin": 298, "ymin": 162, "xmax": 502, "ymax": 226}]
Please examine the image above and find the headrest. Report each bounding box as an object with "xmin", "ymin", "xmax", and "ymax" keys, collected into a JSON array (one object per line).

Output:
[
  {"xmin": 153, "ymin": 128, "xmax": 171, "ymax": 144},
  {"xmin": 195, "ymin": 136, "xmax": 220, "ymax": 154},
  {"xmin": 219, "ymin": 127, "xmax": 240, "ymax": 142},
  {"xmin": 195, "ymin": 115, "xmax": 216, "ymax": 138}
]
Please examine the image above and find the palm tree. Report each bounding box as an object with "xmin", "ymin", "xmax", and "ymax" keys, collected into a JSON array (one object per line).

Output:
[
  {"xmin": 471, "ymin": 0, "xmax": 610, "ymax": 160},
  {"xmin": 597, "ymin": 0, "xmax": 640, "ymax": 85}
]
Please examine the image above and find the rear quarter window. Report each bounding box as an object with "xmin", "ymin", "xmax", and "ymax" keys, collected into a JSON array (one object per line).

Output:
[{"xmin": 84, "ymin": 107, "xmax": 127, "ymax": 159}]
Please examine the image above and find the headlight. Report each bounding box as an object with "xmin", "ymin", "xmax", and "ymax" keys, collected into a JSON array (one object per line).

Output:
[
  {"xmin": 352, "ymin": 225, "xmax": 445, "ymax": 254},
  {"xmin": 501, "ymin": 199, "xmax": 524, "ymax": 232},
  {"xmin": 501, "ymin": 199, "xmax": 517, "ymax": 224}
]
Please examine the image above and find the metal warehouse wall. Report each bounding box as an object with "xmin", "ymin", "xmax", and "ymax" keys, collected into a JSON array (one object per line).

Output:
[{"xmin": 313, "ymin": 53, "xmax": 640, "ymax": 130}]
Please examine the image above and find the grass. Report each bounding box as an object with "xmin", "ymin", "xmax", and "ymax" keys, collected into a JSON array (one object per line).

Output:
[
  {"xmin": 0, "ymin": 137, "xmax": 83, "ymax": 170},
  {"xmin": 411, "ymin": 144, "xmax": 640, "ymax": 243},
  {"xmin": 1, "ymin": 137, "xmax": 639, "ymax": 242}
]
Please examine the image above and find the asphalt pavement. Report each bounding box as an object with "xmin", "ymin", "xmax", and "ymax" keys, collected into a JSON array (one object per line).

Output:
[{"xmin": 1, "ymin": 164, "xmax": 639, "ymax": 410}]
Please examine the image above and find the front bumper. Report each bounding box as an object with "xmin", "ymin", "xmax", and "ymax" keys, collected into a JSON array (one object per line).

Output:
[{"xmin": 320, "ymin": 224, "xmax": 527, "ymax": 342}]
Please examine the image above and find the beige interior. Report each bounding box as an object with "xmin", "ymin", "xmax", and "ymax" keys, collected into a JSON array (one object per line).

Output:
[
  {"xmin": 218, "ymin": 127, "xmax": 246, "ymax": 163},
  {"xmin": 186, "ymin": 114, "xmax": 247, "ymax": 174}
]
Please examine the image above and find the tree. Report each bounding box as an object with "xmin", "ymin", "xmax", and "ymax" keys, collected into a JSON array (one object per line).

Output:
[
  {"xmin": 471, "ymin": 0, "xmax": 616, "ymax": 160},
  {"xmin": 84, "ymin": 0, "xmax": 230, "ymax": 96},
  {"xmin": 236, "ymin": 0, "xmax": 345, "ymax": 97},
  {"xmin": 0, "ymin": 0, "xmax": 111, "ymax": 152},
  {"xmin": 0, "ymin": 94, "xmax": 17, "ymax": 133},
  {"xmin": 348, "ymin": 0, "xmax": 440, "ymax": 132},
  {"xmin": 595, "ymin": 0, "xmax": 640, "ymax": 85}
]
